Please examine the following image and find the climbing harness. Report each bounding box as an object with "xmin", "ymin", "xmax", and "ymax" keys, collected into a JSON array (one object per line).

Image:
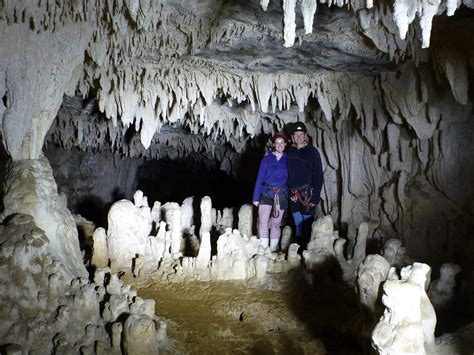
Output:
[
  {"xmin": 263, "ymin": 183, "xmax": 283, "ymax": 218},
  {"xmin": 290, "ymin": 186, "xmax": 313, "ymax": 212},
  {"xmin": 271, "ymin": 187, "xmax": 281, "ymax": 218}
]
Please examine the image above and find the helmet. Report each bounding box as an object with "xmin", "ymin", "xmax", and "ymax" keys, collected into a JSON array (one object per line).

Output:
[{"xmin": 292, "ymin": 122, "xmax": 307, "ymax": 133}]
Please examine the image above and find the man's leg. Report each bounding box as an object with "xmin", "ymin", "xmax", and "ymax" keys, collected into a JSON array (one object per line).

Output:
[
  {"xmin": 292, "ymin": 211, "xmax": 304, "ymax": 244},
  {"xmin": 301, "ymin": 213, "xmax": 315, "ymax": 248}
]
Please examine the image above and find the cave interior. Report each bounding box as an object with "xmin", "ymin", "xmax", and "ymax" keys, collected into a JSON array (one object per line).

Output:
[{"xmin": 1, "ymin": 0, "xmax": 474, "ymax": 354}]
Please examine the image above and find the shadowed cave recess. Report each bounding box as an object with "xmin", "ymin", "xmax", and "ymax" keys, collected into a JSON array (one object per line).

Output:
[{"xmin": 1, "ymin": 1, "xmax": 474, "ymax": 354}]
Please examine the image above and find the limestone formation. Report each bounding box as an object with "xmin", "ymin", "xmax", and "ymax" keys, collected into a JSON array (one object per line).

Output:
[
  {"xmin": 199, "ymin": 196, "xmax": 212, "ymax": 239},
  {"xmin": 237, "ymin": 204, "xmax": 254, "ymax": 238},
  {"xmin": 280, "ymin": 225, "xmax": 292, "ymax": 252},
  {"xmin": 357, "ymin": 254, "xmax": 391, "ymax": 322},
  {"xmin": 372, "ymin": 280, "xmax": 426, "ymax": 354},
  {"xmin": 216, "ymin": 207, "xmax": 234, "ymax": 233},
  {"xmin": 91, "ymin": 227, "xmax": 109, "ymax": 268},
  {"xmin": 381, "ymin": 238, "xmax": 413, "ymax": 269},
  {"xmin": 333, "ymin": 221, "xmax": 369, "ymax": 285},
  {"xmin": 123, "ymin": 315, "xmax": 159, "ymax": 355},
  {"xmin": 0, "ymin": 215, "xmax": 170, "ymax": 353},
  {"xmin": 372, "ymin": 262, "xmax": 437, "ymax": 354},
  {"xmin": 107, "ymin": 198, "xmax": 153, "ymax": 271},
  {"xmin": 400, "ymin": 262, "xmax": 437, "ymax": 351},
  {"xmin": 1, "ymin": 0, "xmax": 474, "ymax": 353},
  {"xmin": 1, "ymin": 156, "xmax": 86, "ymax": 280},
  {"xmin": 211, "ymin": 229, "xmax": 263, "ymax": 280},
  {"xmin": 180, "ymin": 197, "xmax": 194, "ymax": 234},
  {"xmin": 195, "ymin": 231, "xmax": 211, "ymax": 270},
  {"xmin": 428, "ymin": 262, "xmax": 461, "ymax": 310},
  {"xmin": 303, "ymin": 215, "xmax": 338, "ymax": 272}
]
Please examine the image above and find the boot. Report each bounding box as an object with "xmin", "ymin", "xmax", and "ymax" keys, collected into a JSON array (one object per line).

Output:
[
  {"xmin": 270, "ymin": 238, "xmax": 279, "ymax": 252},
  {"xmin": 260, "ymin": 237, "xmax": 269, "ymax": 248}
]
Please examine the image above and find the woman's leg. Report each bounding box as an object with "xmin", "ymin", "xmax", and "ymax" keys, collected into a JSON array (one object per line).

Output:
[
  {"xmin": 258, "ymin": 204, "xmax": 272, "ymax": 246},
  {"xmin": 269, "ymin": 209, "xmax": 285, "ymax": 251},
  {"xmin": 269, "ymin": 210, "xmax": 285, "ymax": 240}
]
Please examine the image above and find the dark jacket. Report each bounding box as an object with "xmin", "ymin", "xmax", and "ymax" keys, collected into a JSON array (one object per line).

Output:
[{"xmin": 287, "ymin": 144, "xmax": 323, "ymax": 205}]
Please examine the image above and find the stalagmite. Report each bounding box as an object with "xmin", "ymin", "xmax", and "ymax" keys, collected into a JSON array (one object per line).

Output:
[
  {"xmin": 382, "ymin": 238, "xmax": 413, "ymax": 268},
  {"xmin": 303, "ymin": 215, "xmax": 338, "ymax": 271},
  {"xmin": 372, "ymin": 280, "xmax": 426, "ymax": 354},
  {"xmin": 123, "ymin": 315, "xmax": 159, "ymax": 355},
  {"xmin": 106, "ymin": 199, "xmax": 152, "ymax": 271},
  {"xmin": 180, "ymin": 197, "xmax": 194, "ymax": 234},
  {"xmin": 2, "ymin": 156, "xmax": 86, "ymax": 279},
  {"xmin": 216, "ymin": 207, "xmax": 234, "ymax": 232},
  {"xmin": 211, "ymin": 229, "xmax": 263, "ymax": 280},
  {"xmin": 333, "ymin": 221, "xmax": 369, "ymax": 284},
  {"xmin": 169, "ymin": 205, "xmax": 182, "ymax": 257},
  {"xmin": 428, "ymin": 263, "xmax": 462, "ymax": 310},
  {"xmin": 287, "ymin": 243, "xmax": 302, "ymax": 268},
  {"xmin": 357, "ymin": 254, "xmax": 390, "ymax": 322},
  {"xmin": 238, "ymin": 204, "xmax": 254, "ymax": 238},
  {"xmin": 196, "ymin": 231, "xmax": 211, "ymax": 270},
  {"xmin": 199, "ymin": 196, "xmax": 212, "ymax": 239},
  {"xmin": 280, "ymin": 225, "xmax": 292, "ymax": 252},
  {"xmin": 400, "ymin": 263, "xmax": 437, "ymax": 351}
]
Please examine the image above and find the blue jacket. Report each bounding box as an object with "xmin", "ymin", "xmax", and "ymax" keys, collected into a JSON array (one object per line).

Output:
[
  {"xmin": 287, "ymin": 144, "xmax": 323, "ymax": 205},
  {"xmin": 252, "ymin": 151, "xmax": 288, "ymax": 202}
]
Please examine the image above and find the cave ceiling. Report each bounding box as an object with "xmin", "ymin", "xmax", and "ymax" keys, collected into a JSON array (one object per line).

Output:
[{"xmin": 2, "ymin": 1, "xmax": 474, "ymax": 170}]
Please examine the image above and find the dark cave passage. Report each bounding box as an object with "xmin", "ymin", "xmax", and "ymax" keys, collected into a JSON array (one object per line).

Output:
[
  {"xmin": 135, "ymin": 158, "xmax": 255, "ymax": 212},
  {"xmin": 44, "ymin": 145, "xmax": 256, "ymax": 228}
]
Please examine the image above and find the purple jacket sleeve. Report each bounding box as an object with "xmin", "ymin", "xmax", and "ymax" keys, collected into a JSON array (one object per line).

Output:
[{"xmin": 252, "ymin": 155, "xmax": 269, "ymax": 202}]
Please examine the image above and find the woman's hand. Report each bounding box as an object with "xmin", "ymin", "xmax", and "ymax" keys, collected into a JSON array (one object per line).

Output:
[{"xmin": 253, "ymin": 201, "xmax": 259, "ymax": 207}]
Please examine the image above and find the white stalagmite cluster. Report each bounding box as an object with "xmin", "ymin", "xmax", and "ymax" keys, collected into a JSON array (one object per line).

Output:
[
  {"xmin": 0, "ymin": 214, "xmax": 170, "ymax": 353},
  {"xmin": 101, "ymin": 191, "xmax": 292, "ymax": 282},
  {"xmin": 302, "ymin": 215, "xmax": 371, "ymax": 285},
  {"xmin": 95, "ymin": 190, "xmax": 471, "ymax": 353}
]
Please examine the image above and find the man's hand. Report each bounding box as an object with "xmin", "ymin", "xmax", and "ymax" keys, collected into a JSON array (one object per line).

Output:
[{"xmin": 253, "ymin": 201, "xmax": 259, "ymax": 207}]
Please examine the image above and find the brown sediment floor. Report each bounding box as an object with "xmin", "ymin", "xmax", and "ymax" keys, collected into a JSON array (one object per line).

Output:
[{"xmin": 132, "ymin": 272, "xmax": 363, "ymax": 354}]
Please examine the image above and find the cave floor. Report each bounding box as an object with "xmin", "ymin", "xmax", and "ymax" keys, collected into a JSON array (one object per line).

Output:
[{"xmin": 131, "ymin": 272, "xmax": 364, "ymax": 354}]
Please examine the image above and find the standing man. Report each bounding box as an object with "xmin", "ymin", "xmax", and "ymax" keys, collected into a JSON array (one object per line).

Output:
[{"xmin": 287, "ymin": 122, "xmax": 324, "ymax": 250}]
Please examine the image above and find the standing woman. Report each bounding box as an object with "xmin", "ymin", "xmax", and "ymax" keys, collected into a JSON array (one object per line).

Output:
[{"xmin": 252, "ymin": 133, "xmax": 288, "ymax": 251}]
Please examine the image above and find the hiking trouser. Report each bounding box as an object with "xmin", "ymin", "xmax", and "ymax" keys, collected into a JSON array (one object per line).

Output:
[{"xmin": 258, "ymin": 204, "xmax": 285, "ymax": 240}]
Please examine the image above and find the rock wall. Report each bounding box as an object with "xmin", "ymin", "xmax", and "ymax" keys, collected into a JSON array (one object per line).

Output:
[{"xmin": 310, "ymin": 63, "xmax": 474, "ymax": 272}]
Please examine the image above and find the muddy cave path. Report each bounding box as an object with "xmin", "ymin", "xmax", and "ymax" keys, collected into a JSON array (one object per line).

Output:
[{"xmin": 131, "ymin": 271, "xmax": 365, "ymax": 354}]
